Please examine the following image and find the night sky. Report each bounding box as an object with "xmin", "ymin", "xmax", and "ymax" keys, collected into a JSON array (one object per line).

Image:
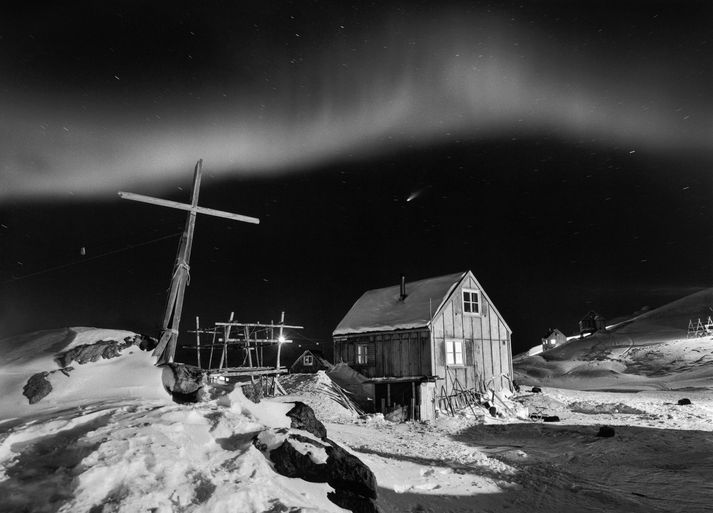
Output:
[{"xmin": 1, "ymin": 1, "xmax": 711, "ymax": 359}]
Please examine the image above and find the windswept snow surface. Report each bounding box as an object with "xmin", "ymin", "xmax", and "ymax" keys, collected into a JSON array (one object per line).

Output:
[
  {"xmin": 0, "ymin": 327, "xmax": 167, "ymax": 421},
  {"xmin": 3, "ymin": 328, "xmax": 713, "ymax": 512},
  {"xmin": 515, "ymin": 288, "xmax": 713, "ymax": 391},
  {"xmin": 326, "ymin": 387, "xmax": 713, "ymax": 513},
  {"xmin": 0, "ymin": 329, "xmax": 346, "ymax": 512}
]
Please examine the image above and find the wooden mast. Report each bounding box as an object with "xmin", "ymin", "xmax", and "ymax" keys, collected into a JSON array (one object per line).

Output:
[{"xmin": 118, "ymin": 159, "xmax": 259, "ymax": 365}]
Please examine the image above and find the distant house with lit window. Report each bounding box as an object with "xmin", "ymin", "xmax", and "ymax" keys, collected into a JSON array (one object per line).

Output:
[
  {"xmin": 333, "ymin": 271, "xmax": 513, "ymax": 421},
  {"xmin": 290, "ymin": 349, "xmax": 333, "ymax": 374},
  {"xmin": 541, "ymin": 328, "xmax": 567, "ymax": 351}
]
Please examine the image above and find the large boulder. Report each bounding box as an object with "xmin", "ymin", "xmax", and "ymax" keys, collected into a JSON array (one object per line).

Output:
[
  {"xmin": 286, "ymin": 401, "xmax": 327, "ymax": 439},
  {"xmin": 327, "ymin": 490, "xmax": 381, "ymax": 513},
  {"xmin": 161, "ymin": 363, "xmax": 208, "ymax": 403},
  {"xmin": 325, "ymin": 443, "xmax": 377, "ymax": 500},
  {"xmin": 269, "ymin": 435, "xmax": 329, "ymax": 483},
  {"xmin": 22, "ymin": 372, "xmax": 52, "ymax": 404}
]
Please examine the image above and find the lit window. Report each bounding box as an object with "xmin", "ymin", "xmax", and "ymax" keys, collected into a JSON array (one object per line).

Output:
[
  {"xmin": 304, "ymin": 354, "xmax": 313, "ymax": 366},
  {"xmin": 356, "ymin": 344, "xmax": 368, "ymax": 364},
  {"xmin": 446, "ymin": 340, "xmax": 463, "ymax": 365},
  {"xmin": 463, "ymin": 290, "xmax": 480, "ymax": 314}
]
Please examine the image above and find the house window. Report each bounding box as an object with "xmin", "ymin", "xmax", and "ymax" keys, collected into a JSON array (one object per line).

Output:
[
  {"xmin": 303, "ymin": 354, "xmax": 313, "ymax": 366},
  {"xmin": 446, "ymin": 340, "xmax": 463, "ymax": 365},
  {"xmin": 356, "ymin": 344, "xmax": 368, "ymax": 364},
  {"xmin": 462, "ymin": 290, "xmax": 480, "ymax": 314}
]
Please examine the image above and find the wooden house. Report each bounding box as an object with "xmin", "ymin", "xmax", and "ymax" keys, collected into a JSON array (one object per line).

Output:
[
  {"xmin": 541, "ymin": 328, "xmax": 567, "ymax": 351},
  {"xmin": 579, "ymin": 311, "xmax": 606, "ymax": 336},
  {"xmin": 333, "ymin": 271, "xmax": 513, "ymax": 420},
  {"xmin": 290, "ymin": 349, "xmax": 333, "ymax": 374}
]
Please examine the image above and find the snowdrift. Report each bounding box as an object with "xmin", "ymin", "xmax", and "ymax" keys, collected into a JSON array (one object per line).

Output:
[
  {"xmin": 278, "ymin": 371, "xmax": 363, "ymax": 423},
  {"xmin": 0, "ymin": 328, "xmax": 377, "ymax": 512},
  {"xmin": 514, "ymin": 288, "xmax": 713, "ymax": 390},
  {"xmin": 0, "ymin": 327, "xmax": 167, "ymax": 422}
]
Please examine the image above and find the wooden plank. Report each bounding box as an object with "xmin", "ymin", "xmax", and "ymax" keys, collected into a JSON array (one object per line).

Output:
[
  {"xmin": 208, "ymin": 368, "xmax": 288, "ymax": 378},
  {"xmin": 195, "ymin": 316, "xmax": 201, "ymax": 368},
  {"xmin": 118, "ymin": 192, "xmax": 260, "ymax": 224}
]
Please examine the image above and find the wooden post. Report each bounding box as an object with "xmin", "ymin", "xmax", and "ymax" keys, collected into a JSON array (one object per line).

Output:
[
  {"xmin": 410, "ymin": 382, "xmax": 416, "ymax": 420},
  {"xmin": 244, "ymin": 325, "xmax": 253, "ymax": 367},
  {"xmin": 219, "ymin": 311, "xmax": 234, "ymax": 370},
  {"xmin": 387, "ymin": 383, "xmax": 391, "ymax": 408},
  {"xmin": 118, "ymin": 160, "xmax": 259, "ymax": 365},
  {"xmin": 276, "ymin": 311, "xmax": 285, "ymax": 369},
  {"xmin": 195, "ymin": 316, "xmax": 202, "ymax": 368},
  {"xmin": 208, "ymin": 329, "xmax": 217, "ymax": 369}
]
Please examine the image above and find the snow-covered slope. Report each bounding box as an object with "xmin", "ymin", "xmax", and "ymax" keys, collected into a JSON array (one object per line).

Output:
[
  {"xmin": 514, "ymin": 288, "xmax": 713, "ymax": 390},
  {"xmin": 0, "ymin": 328, "xmax": 359, "ymax": 512},
  {"xmin": 0, "ymin": 327, "xmax": 167, "ymax": 421}
]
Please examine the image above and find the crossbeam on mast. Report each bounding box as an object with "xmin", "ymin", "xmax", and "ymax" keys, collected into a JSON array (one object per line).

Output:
[
  {"xmin": 117, "ymin": 192, "xmax": 259, "ymax": 224},
  {"xmin": 118, "ymin": 159, "xmax": 259, "ymax": 365}
]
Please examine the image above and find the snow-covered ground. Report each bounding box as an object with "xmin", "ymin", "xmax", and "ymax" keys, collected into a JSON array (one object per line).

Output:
[
  {"xmin": 2, "ymin": 327, "xmax": 713, "ymax": 512},
  {"xmin": 327, "ymin": 387, "xmax": 713, "ymax": 512},
  {"xmin": 515, "ymin": 287, "xmax": 713, "ymax": 391}
]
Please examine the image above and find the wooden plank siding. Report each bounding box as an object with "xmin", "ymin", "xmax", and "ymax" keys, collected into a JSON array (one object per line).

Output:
[
  {"xmin": 431, "ymin": 273, "xmax": 512, "ymax": 394},
  {"xmin": 333, "ymin": 329, "xmax": 431, "ymax": 378}
]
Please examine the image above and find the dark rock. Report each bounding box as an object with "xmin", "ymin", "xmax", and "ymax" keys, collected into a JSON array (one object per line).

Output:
[
  {"xmin": 289, "ymin": 433, "xmax": 328, "ymax": 449},
  {"xmin": 543, "ymin": 415, "xmax": 560, "ymax": 422},
  {"xmin": 161, "ymin": 363, "xmax": 208, "ymax": 403},
  {"xmin": 269, "ymin": 439, "xmax": 328, "ymax": 483},
  {"xmin": 134, "ymin": 335, "xmax": 158, "ymax": 351},
  {"xmin": 242, "ymin": 381, "xmax": 265, "ymax": 404},
  {"xmin": 55, "ymin": 333, "xmax": 155, "ymax": 368},
  {"xmin": 325, "ymin": 443, "xmax": 377, "ymax": 500},
  {"xmin": 596, "ymin": 425, "xmax": 615, "ymax": 437},
  {"xmin": 286, "ymin": 402, "xmax": 327, "ymax": 440},
  {"xmin": 677, "ymin": 398, "xmax": 692, "ymax": 406},
  {"xmin": 23, "ymin": 372, "xmax": 52, "ymax": 404},
  {"xmin": 55, "ymin": 339, "xmax": 130, "ymax": 367},
  {"xmin": 488, "ymin": 406, "xmax": 498, "ymax": 417},
  {"xmin": 531, "ymin": 387, "xmax": 542, "ymax": 394},
  {"xmin": 328, "ymin": 490, "xmax": 382, "ymax": 513}
]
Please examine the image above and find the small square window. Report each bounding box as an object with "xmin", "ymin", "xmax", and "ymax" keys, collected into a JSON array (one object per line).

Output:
[
  {"xmin": 463, "ymin": 289, "xmax": 480, "ymax": 314},
  {"xmin": 304, "ymin": 354, "xmax": 313, "ymax": 366},
  {"xmin": 356, "ymin": 344, "xmax": 368, "ymax": 364}
]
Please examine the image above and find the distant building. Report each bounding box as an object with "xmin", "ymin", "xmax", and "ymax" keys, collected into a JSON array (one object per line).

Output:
[
  {"xmin": 541, "ymin": 328, "xmax": 567, "ymax": 351},
  {"xmin": 579, "ymin": 311, "xmax": 606, "ymax": 336},
  {"xmin": 290, "ymin": 349, "xmax": 332, "ymax": 374},
  {"xmin": 333, "ymin": 271, "xmax": 513, "ymax": 421}
]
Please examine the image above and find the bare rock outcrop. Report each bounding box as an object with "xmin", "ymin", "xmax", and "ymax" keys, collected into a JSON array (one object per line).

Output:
[
  {"xmin": 286, "ymin": 401, "xmax": 327, "ymax": 440},
  {"xmin": 260, "ymin": 402, "xmax": 381, "ymax": 513},
  {"xmin": 22, "ymin": 366, "xmax": 74, "ymax": 404}
]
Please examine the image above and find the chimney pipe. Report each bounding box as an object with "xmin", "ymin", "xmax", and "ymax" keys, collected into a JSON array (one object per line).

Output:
[{"xmin": 400, "ymin": 274, "xmax": 407, "ymax": 300}]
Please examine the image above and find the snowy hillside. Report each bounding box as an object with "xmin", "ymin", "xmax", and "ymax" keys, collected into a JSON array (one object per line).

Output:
[
  {"xmin": 0, "ymin": 328, "xmax": 374, "ymax": 512},
  {"xmin": 0, "ymin": 327, "xmax": 167, "ymax": 421},
  {"xmin": 514, "ymin": 288, "xmax": 713, "ymax": 390},
  {"xmin": 3, "ymin": 327, "xmax": 713, "ymax": 512}
]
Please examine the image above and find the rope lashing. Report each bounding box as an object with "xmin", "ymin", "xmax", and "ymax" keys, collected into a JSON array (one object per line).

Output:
[{"xmin": 173, "ymin": 261, "xmax": 191, "ymax": 285}]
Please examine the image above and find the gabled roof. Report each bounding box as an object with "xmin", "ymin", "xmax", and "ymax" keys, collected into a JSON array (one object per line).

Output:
[
  {"xmin": 543, "ymin": 328, "xmax": 565, "ymax": 339},
  {"xmin": 292, "ymin": 349, "xmax": 332, "ymax": 369},
  {"xmin": 333, "ymin": 272, "xmax": 467, "ymax": 335}
]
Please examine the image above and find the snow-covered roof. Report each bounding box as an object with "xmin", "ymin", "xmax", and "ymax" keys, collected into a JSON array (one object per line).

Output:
[{"xmin": 333, "ymin": 271, "xmax": 467, "ymax": 335}]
